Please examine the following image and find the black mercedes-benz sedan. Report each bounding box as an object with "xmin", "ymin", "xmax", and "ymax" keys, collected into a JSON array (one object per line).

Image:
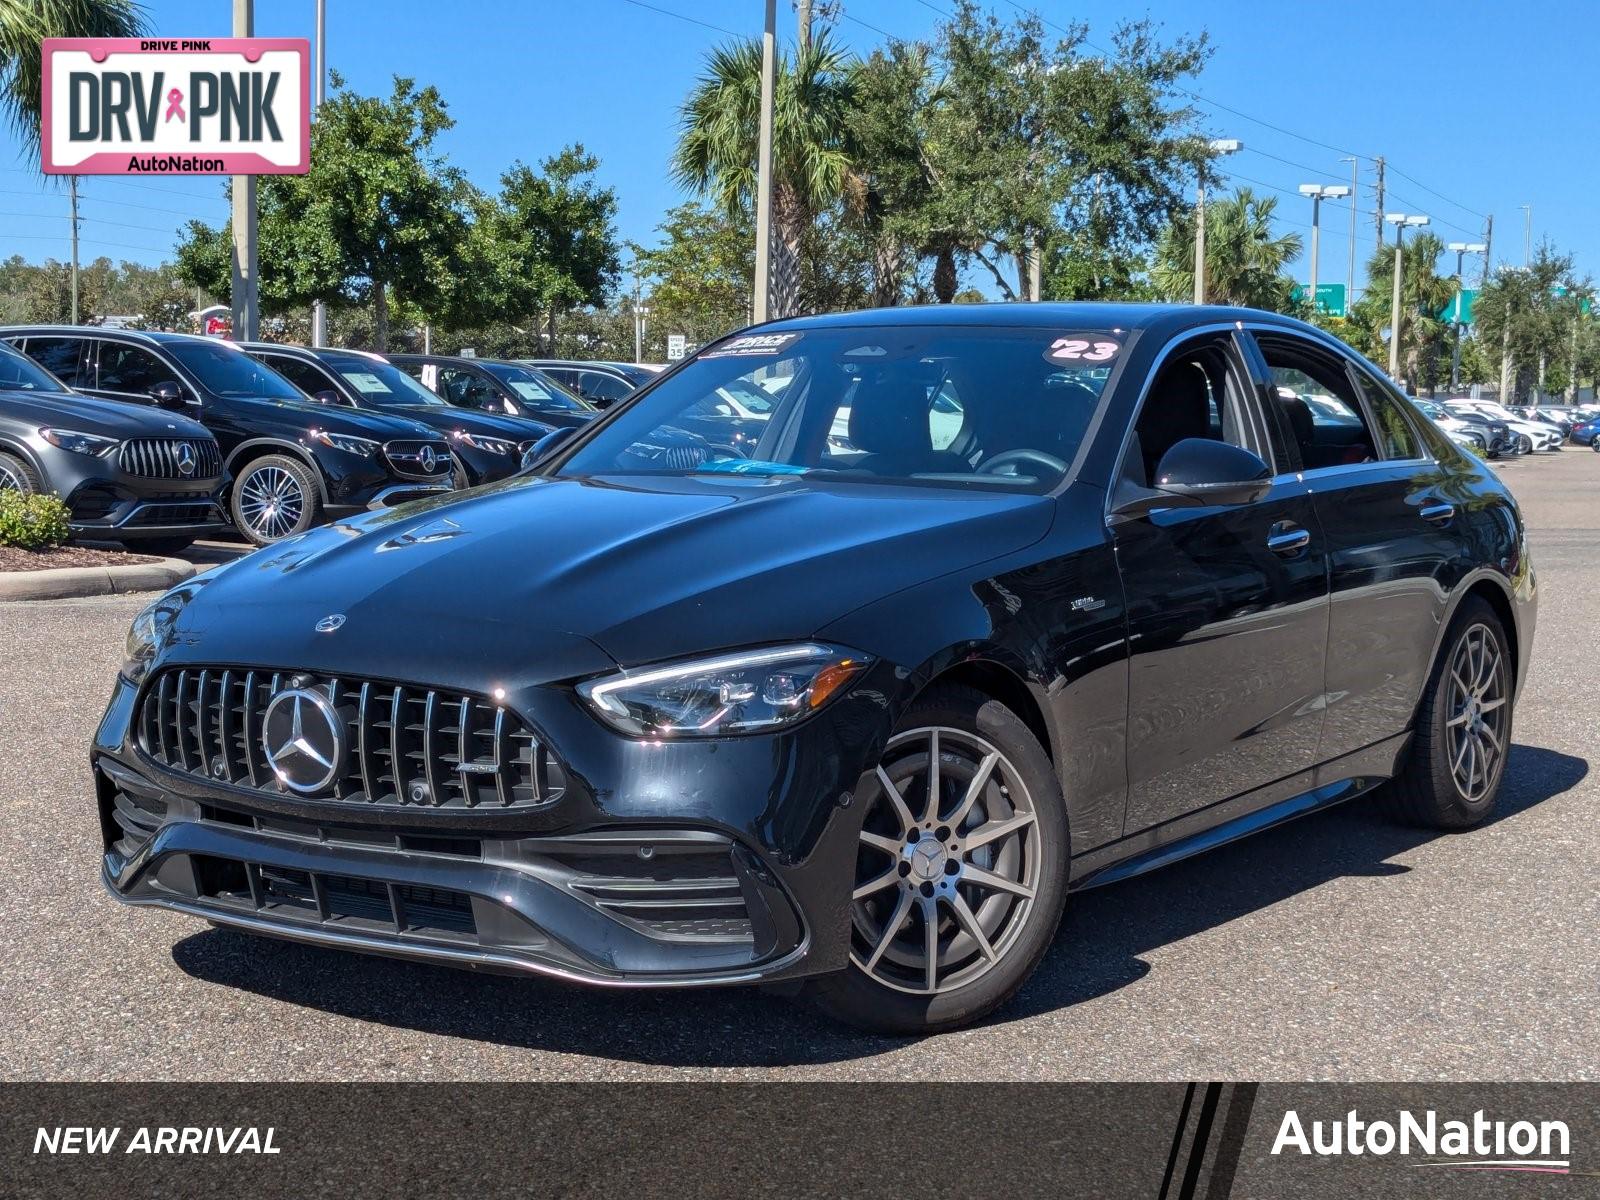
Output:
[{"xmin": 94, "ymin": 304, "xmax": 1534, "ymax": 1034}]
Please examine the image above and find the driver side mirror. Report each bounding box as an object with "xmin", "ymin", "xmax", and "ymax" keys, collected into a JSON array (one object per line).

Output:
[
  {"xmin": 1113, "ymin": 438, "xmax": 1272, "ymax": 517},
  {"xmin": 149, "ymin": 381, "xmax": 189, "ymax": 411},
  {"xmin": 312, "ymin": 389, "xmax": 343, "ymax": 406},
  {"xmin": 520, "ymin": 426, "xmax": 575, "ymax": 470}
]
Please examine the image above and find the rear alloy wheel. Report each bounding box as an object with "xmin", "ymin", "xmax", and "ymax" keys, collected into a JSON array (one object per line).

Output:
[
  {"xmin": 1385, "ymin": 596, "xmax": 1512, "ymax": 828},
  {"xmin": 804, "ymin": 686, "xmax": 1067, "ymax": 1033},
  {"xmin": 230, "ymin": 454, "xmax": 321, "ymax": 545}
]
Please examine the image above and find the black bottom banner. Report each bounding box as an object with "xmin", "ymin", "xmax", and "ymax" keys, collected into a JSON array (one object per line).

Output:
[{"xmin": 2, "ymin": 1083, "xmax": 1593, "ymax": 1197}]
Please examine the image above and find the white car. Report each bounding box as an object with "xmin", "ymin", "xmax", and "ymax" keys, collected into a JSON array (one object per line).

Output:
[
  {"xmin": 1413, "ymin": 399, "xmax": 1487, "ymax": 451},
  {"xmin": 1447, "ymin": 400, "xmax": 1562, "ymax": 452}
]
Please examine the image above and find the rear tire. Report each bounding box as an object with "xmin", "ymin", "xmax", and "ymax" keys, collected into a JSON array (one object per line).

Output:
[
  {"xmin": 802, "ymin": 685, "xmax": 1068, "ymax": 1034},
  {"xmin": 1384, "ymin": 596, "xmax": 1512, "ymax": 829},
  {"xmin": 229, "ymin": 454, "xmax": 322, "ymax": 546},
  {"xmin": 0, "ymin": 451, "xmax": 41, "ymax": 494}
]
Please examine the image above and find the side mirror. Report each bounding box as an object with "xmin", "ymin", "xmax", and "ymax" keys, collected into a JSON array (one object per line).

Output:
[
  {"xmin": 521, "ymin": 426, "xmax": 575, "ymax": 470},
  {"xmin": 589, "ymin": 395, "xmax": 618, "ymax": 411},
  {"xmin": 150, "ymin": 381, "xmax": 188, "ymax": 411},
  {"xmin": 312, "ymin": 389, "xmax": 343, "ymax": 406},
  {"xmin": 1113, "ymin": 438, "xmax": 1272, "ymax": 517}
]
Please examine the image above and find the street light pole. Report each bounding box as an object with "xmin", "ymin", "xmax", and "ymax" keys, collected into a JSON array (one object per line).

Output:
[
  {"xmin": 1299, "ymin": 183, "xmax": 1350, "ymax": 316},
  {"xmin": 1194, "ymin": 139, "xmax": 1242, "ymax": 305},
  {"xmin": 68, "ymin": 175, "xmax": 80, "ymax": 324},
  {"xmin": 311, "ymin": 0, "xmax": 327, "ymax": 346},
  {"xmin": 1521, "ymin": 204, "xmax": 1532, "ymax": 265},
  {"xmin": 752, "ymin": 0, "xmax": 777, "ymax": 324},
  {"xmin": 229, "ymin": 0, "xmax": 259, "ymax": 342},
  {"xmin": 1446, "ymin": 241, "xmax": 1486, "ymax": 391},
  {"xmin": 1385, "ymin": 213, "xmax": 1429, "ymax": 382}
]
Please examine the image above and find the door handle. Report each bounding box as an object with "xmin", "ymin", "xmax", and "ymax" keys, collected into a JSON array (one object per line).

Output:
[
  {"xmin": 1266, "ymin": 522, "xmax": 1311, "ymax": 555},
  {"xmin": 1420, "ymin": 501, "xmax": 1456, "ymax": 524}
]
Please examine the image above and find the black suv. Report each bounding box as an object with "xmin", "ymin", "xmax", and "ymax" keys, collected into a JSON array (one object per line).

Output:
[
  {"xmin": 520, "ymin": 359, "xmax": 658, "ymax": 408},
  {"xmin": 0, "ymin": 328, "xmax": 458, "ymax": 545},
  {"xmin": 239, "ymin": 344, "xmax": 556, "ymax": 487},
  {"xmin": 0, "ymin": 339, "xmax": 224, "ymax": 553},
  {"xmin": 389, "ymin": 354, "xmax": 597, "ymax": 428}
]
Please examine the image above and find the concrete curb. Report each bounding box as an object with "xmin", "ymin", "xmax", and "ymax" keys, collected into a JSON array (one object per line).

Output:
[{"xmin": 0, "ymin": 556, "xmax": 197, "ymax": 602}]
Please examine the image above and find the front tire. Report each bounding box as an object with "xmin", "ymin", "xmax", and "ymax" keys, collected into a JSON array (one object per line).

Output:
[
  {"xmin": 803, "ymin": 685, "xmax": 1068, "ymax": 1034},
  {"xmin": 0, "ymin": 451, "xmax": 41, "ymax": 494},
  {"xmin": 229, "ymin": 454, "xmax": 322, "ymax": 546},
  {"xmin": 1384, "ymin": 596, "xmax": 1512, "ymax": 829}
]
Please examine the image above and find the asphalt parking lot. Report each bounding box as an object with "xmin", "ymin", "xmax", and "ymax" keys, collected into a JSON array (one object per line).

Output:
[{"xmin": 1, "ymin": 449, "xmax": 1596, "ymax": 1082}]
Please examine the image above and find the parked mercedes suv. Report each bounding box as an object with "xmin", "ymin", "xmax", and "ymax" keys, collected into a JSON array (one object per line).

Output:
[
  {"xmin": 0, "ymin": 339, "xmax": 225, "ymax": 553},
  {"xmin": 389, "ymin": 354, "xmax": 597, "ymax": 428},
  {"xmin": 239, "ymin": 344, "xmax": 557, "ymax": 487},
  {"xmin": 94, "ymin": 304, "xmax": 1533, "ymax": 1034},
  {"xmin": 0, "ymin": 328, "xmax": 459, "ymax": 545}
]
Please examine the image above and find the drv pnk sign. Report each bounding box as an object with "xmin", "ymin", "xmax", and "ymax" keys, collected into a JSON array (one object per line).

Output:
[{"xmin": 41, "ymin": 38, "xmax": 309, "ymax": 175}]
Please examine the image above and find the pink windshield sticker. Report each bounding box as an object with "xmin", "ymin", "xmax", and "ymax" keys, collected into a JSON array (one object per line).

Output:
[{"xmin": 1043, "ymin": 335, "xmax": 1121, "ymax": 365}]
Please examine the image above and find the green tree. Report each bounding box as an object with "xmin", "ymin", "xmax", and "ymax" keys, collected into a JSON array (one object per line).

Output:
[
  {"xmin": 1473, "ymin": 243, "xmax": 1575, "ymax": 402},
  {"xmin": 0, "ymin": 0, "xmax": 145, "ymax": 156},
  {"xmin": 1152, "ymin": 187, "xmax": 1302, "ymax": 310},
  {"xmin": 674, "ymin": 32, "xmax": 855, "ymax": 319},
  {"xmin": 1346, "ymin": 232, "xmax": 1453, "ymax": 392},
  {"xmin": 173, "ymin": 74, "xmax": 468, "ymax": 350},
  {"xmin": 634, "ymin": 201, "xmax": 754, "ymax": 349}
]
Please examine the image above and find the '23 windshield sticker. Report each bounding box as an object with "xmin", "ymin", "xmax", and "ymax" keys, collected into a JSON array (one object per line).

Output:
[{"xmin": 1043, "ymin": 334, "xmax": 1121, "ymax": 365}]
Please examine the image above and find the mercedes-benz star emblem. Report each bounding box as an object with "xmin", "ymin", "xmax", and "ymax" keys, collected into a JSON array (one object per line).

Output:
[
  {"xmin": 315, "ymin": 613, "xmax": 346, "ymax": 633},
  {"xmin": 418, "ymin": 444, "xmax": 437, "ymax": 472},
  {"xmin": 261, "ymin": 687, "xmax": 346, "ymax": 794},
  {"xmin": 174, "ymin": 442, "xmax": 197, "ymax": 476}
]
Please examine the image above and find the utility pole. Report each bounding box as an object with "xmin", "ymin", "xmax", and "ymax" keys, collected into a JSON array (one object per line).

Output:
[
  {"xmin": 1340, "ymin": 156, "xmax": 1358, "ymax": 305},
  {"xmin": 752, "ymin": 0, "xmax": 777, "ymax": 324},
  {"xmin": 229, "ymin": 0, "xmax": 259, "ymax": 342},
  {"xmin": 67, "ymin": 176, "xmax": 80, "ymax": 324},
  {"xmin": 1520, "ymin": 204, "xmax": 1532, "ymax": 265},
  {"xmin": 1482, "ymin": 214, "xmax": 1493, "ymax": 288},
  {"xmin": 1372, "ymin": 156, "xmax": 1385, "ymax": 245},
  {"xmin": 311, "ymin": 0, "xmax": 327, "ymax": 347},
  {"xmin": 798, "ymin": 0, "xmax": 813, "ymax": 51}
]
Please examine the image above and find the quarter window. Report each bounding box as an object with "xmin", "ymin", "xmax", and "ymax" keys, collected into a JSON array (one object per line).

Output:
[{"xmin": 22, "ymin": 337, "xmax": 88, "ymax": 387}]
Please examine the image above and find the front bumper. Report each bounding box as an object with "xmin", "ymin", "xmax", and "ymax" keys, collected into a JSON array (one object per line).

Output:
[
  {"xmin": 42, "ymin": 447, "xmax": 227, "ymax": 540},
  {"xmin": 92, "ymin": 663, "xmax": 896, "ymax": 987}
]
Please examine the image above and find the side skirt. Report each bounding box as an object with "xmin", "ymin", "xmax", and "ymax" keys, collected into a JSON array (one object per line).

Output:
[{"xmin": 1068, "ymin": 731, "xmax": 1411, "ymax": 892}]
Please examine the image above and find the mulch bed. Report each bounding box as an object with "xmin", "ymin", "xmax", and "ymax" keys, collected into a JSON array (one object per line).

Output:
[{"xmin": 0, "ymin": 544, "xmax": 160, "ymax": 572}]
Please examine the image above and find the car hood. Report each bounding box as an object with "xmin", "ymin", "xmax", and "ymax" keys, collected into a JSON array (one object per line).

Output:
[
  {"xmin": 228, "ymin": 395, "xmax": 444, "ymax": 440},
  {"xmin": 169, "ymin": 473, "xmax": 1055, "ymax": 685},
  {"xmin": 0, "ymin": 388, "xmax": 213, "ymax": 439},
  {"xmin": 383, "ymin": 405, "xmax": 555, "ymax": 442}
]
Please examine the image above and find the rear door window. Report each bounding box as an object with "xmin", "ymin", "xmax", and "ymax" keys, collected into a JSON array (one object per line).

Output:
[{"xmin": 22, "ymin": 337, "xmax": 89, "ymax": 387}]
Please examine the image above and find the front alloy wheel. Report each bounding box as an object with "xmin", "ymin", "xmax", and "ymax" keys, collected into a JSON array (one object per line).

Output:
[
  {"xmin": 230, "ymin": 454, "xmax": 322, "ymax": 545},
  {"xmin": 1444, "ymin": 622, "xmax": 1509, "ymax": 804},
  {"xmin": 805, "ymin": 686, "xmax": 1068, "ymax": 1033}
]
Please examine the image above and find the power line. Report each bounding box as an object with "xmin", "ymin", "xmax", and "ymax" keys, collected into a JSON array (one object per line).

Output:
[
  {"xmin": 611, "ymin": 0, "xmax": 738, "ymax": 38},
  {"xmin": 840, "ymin": 11, "xmax": 898, "ymax": 40},
  {"xmin": 0, "ymin": 207, "xmax": 176, "ymax": 235},
  {"xmin": 0, "ymin": 231, "xmax": 169, "ymax": 254},
  {"xmin": 1383, "ymin": 161, "xmax": 1487, "ymax": 222}
]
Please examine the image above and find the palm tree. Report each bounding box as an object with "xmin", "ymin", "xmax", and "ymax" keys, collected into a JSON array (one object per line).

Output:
[
  {"xmin": 674, "ymin": 32, "xmax": 855, "ymax": 320},
  {"xmin": 0, "ymin": 1, "xmax": 147, "ymax": 158},
  {"xmin": 1349, "ymin": 232, "xmax": 1454, "ymax": 390},
  {"xmin": 1153, "ymin": 187, "xmax": 1303, "ymax": 311}
]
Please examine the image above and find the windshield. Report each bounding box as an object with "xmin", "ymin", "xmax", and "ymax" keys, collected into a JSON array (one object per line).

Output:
[
  {"xmin": 0, "ymin": 342, "xmax": 68, "ymax": 393},
  {"xmin": 324, "ymin": 354, "xmax": 449, "ymax": 407},
  {"xmin": 481, "ymin": 362, "xmax": 595, "ymax": 412},
  {"xmin": 166, "ymin": 340, "xmax": 302, "ymax": 400},
  {"xmin": 557, "ymin": 325, "xmax": 1120, "ymax": 493}
]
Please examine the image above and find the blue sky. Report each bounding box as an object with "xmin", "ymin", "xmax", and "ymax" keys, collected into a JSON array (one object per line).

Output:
[{"xmin": 3, "ymin": 0, "xmax": 1595, "ymax": 301}]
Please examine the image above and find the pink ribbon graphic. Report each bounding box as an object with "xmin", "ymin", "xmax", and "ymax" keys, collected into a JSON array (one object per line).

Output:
[{"xmin": 164, "ymin": 88, "xmax": 185, "ymax": 123}]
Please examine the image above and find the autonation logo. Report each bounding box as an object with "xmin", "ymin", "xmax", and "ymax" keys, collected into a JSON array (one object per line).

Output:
[{"xmin": 1272, "ymin": 1108, "xmax": 1575, "ymax": 1175}]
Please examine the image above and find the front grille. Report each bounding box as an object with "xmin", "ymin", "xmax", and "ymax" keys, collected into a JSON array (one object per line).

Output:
[
  {"xmin": 382, "ymin": 440, "xmax": 453, "ymax": 480},
  {"xmin": 118, "ymin": 438, "xmax": 221, "ymax": 480},
  {"xmin": 193, "ymin": 856, "xmax": 478, "ymax": 938},
  {"xmin": 138, "ymin": 668, "xmax": 567, "ymax": 810}
]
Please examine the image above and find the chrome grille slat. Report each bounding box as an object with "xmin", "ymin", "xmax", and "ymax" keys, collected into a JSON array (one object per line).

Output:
[
  {"xmin": 117, "ymin": 438, "xmax": 221, "ymax": 480},
  {"xmin": 139, "ymin": 667, "xmax": 563, "ymax": 811}
]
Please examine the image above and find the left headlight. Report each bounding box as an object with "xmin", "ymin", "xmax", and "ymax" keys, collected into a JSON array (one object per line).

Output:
[
  {"xmin": 122, "ymin": 581, "xmax": 205, "ymax": 683},
  {"xmin": 40, "ymin": 427, "xmax": 119, "ymax": 457},
  {"xmin": 453, "ymin": 431, "xmax": 516, "ymax": 456},
  {"xmin": 311, "ymin": 429, "xmax": 380, "ymax": 457},
  {"xmin": 576, "ymin": 643, "xmax": 871, "ymax": 738}
]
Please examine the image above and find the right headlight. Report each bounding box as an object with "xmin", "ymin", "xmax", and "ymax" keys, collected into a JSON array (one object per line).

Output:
[
  {"xmin": 122, "ymin": 581, "xmax": 206, "ymax": 683},
  {"xmin": 310, "ymin": 429, "xmax": 380, "ymax": 457},
  {"xmin": 576, "ymin": 643, "xmax": 871, "ymax": 738}
]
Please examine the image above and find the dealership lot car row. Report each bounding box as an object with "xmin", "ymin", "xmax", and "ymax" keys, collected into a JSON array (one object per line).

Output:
[{"xmin": 71, "ymin": 302, "xmax": 1538, "ymax": 1034}]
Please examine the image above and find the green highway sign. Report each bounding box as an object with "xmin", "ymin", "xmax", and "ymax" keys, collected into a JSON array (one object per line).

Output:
[
  {"xmin": 1441, "ymin": 289, "xmax": 1477, "ymax": 324},
  {"xmin": 1292, "ymin": 282, "xmax": 1347, "ymax": 316}
]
